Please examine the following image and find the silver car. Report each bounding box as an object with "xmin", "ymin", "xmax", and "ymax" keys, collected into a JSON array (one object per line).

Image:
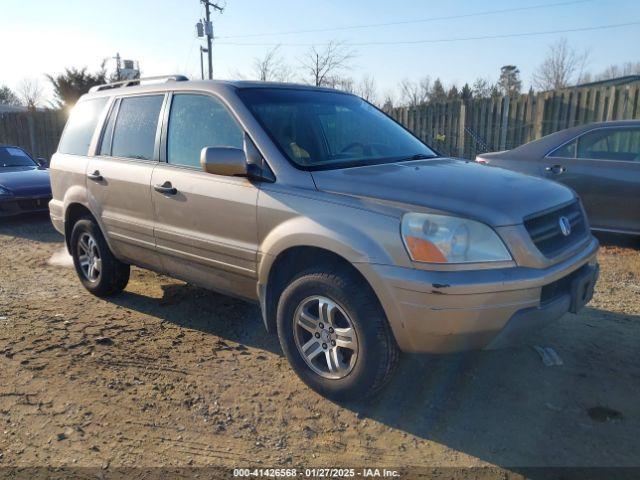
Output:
[
  {"xmin": 476, "ymin": 120, "xmax": 640, "ymax": 235},
  {"xmin": 49, "ymin": 77, "xmax": 599, "ymax": 400}
]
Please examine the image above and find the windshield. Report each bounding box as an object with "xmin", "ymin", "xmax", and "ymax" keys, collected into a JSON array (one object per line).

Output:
[
  {"xmin": 238, "ymin": 88, "xmax": 437, "ymax": 170},
  {"xmin": 0, "ymin": 146, "xmax": 37, "ymax": 167}
]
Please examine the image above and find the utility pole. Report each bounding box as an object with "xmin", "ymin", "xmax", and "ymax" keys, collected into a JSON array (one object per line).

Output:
[
  {"xmin": 200, "ymin": 0, "xmax": 223, "ymax": 79},
  {"xmin": 113, "ymin": 52, "xmax": 122, "ymax": 81}
]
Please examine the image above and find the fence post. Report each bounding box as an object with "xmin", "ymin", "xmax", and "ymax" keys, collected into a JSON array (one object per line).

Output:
[
  {"xmin": 605, "ymin": 86, "xmax": 616, "ymax": 120},
  {"xmin": 27, "ymin": 114, "xmax": 37, "ymax": 158},
  {"xmin": 533, "ymin": 92, "xmax": 545, "ymax": 139},
  {"xmin": 458, "ymin": 103, "xmax": 466, "ymax": 157},
  {"xmin": 499, "ymin": 96, "xmax": 510, "ymax": 150}
]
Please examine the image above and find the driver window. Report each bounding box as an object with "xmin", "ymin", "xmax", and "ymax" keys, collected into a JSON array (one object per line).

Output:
[{"xmin": 167, "ymin": 94, "xmax": 243, "ymax": 168}]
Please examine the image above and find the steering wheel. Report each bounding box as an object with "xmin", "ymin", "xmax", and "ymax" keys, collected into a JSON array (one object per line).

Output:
[
  {"xmin": 340, "ymin": 142, "xmax": 369, "ymax": 153},
  {"xmin": 339, "ymin": 142, "xmax": 371, "ymax": 156}
]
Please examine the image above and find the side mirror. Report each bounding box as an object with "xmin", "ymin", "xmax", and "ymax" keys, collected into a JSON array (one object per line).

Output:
[
  {"xmin": 36, "ymin": 157, "xmax": 49, "ymax": 167},
  {"xmin": 200, "ymin": 147, "xmax": 247, "ymax": 177}
]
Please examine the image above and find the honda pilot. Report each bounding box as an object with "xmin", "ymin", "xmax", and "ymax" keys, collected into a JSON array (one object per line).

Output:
[{"xmin": 49, "ymin": 76, "xmax": 599, "ymax": 400}]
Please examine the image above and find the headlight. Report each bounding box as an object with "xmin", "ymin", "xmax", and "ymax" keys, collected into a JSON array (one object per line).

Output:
[
  {"xmin": 401, "ymin": 212, "xmax": 512, "ymax": 264},
  {"xmin": 0, "ymin": 186, "xmax": 12, "ymax": 197}
]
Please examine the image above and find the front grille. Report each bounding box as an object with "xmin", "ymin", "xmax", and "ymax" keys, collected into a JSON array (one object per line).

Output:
[
  {"xmin": 524, "ymin": 201, "xmax": 587, "ymax": 258},
  {"xmin": 16, "ymin": 197, "xmax": 51, "ymax": 211}
]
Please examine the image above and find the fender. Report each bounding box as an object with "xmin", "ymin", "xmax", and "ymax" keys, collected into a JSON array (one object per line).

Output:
[{"xmin": 257, "ymin": 212, "xmax": 403, "ymax": 287}]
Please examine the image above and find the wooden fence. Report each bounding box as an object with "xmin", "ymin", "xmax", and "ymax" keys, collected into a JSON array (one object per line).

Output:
[
  {"xmin": 0, "ymin": 110, "xmax": 67, "ymax": 161},
  {"xmin": 1, "ymin": 81, "xmax": 639, "ymax": 162},
  {"xmin": 389, "ymin": 81, "xmax": 640, "ymax": 159}
]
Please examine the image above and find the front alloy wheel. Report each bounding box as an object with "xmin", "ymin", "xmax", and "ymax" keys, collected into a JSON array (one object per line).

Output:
[
  {"xmin": 294, "ymin": 296, "xmax": 358, "ymax": 379},
  {"xmin": 277, "ymin": 267, "xmax": 399, "ymax": 401}
]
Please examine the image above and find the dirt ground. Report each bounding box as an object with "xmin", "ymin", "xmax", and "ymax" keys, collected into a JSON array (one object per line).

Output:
[{"xmin": 0, "ymin": 214, "xmax": 639, "ymax": 475}]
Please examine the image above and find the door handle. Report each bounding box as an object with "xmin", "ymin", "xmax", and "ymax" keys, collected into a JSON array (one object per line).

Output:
[
  {"xmin": 153, "ymin": 181, "xmax": 177, "ymax": 195},
  {"xmin": 87, "ymin": 170, "xmax": 103, "ymax": 181},
  {"xmin": 545, "ymin": 165, "xmax": 566, "ymax": 175}
]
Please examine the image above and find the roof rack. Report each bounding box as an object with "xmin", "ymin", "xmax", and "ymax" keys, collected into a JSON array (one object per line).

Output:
[{"xmin": 89, "ymin": 75, "xmax": 189, "ymax": 93}]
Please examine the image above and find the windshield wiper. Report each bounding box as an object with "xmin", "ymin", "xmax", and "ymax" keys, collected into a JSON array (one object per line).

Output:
[{"xmin": 400, "ymin": 153, "xmax": 438, "ymax": 161}]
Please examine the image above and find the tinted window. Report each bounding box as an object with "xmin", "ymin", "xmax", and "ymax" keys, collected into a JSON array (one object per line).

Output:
[
  {"xmin": 58, "ymin": 98, "xmax": 108, "ymax": 155},
  {"xmin": 167, "ymin": 94, "xmax": 243, "ymax": 168},
  {"xmin": 550, "ymin": 139, "xmax": 577, "ymax": 158},
  {"xmin": 111, "ymin": 95, "xmax": 164, "ymax": 160},
  {"xmin": 238, "ymin": 88, "xmax": 436, "ymax": 170},
  {"xmin": 0, "ymin": 146, "xmax": 36, "ymax": 167},
  {"xmin": 577, "ymin": 128, "xmax": 640, "ymax": 161}
]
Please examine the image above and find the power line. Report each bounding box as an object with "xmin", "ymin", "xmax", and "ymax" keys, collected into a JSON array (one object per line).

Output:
[
  {"xmin": 216, "ymin": 0, "xmax": 593, "ymax": 39},
  {"xmin": 216, "ymin": 20, "xmax": 640, "ymax": 47}
]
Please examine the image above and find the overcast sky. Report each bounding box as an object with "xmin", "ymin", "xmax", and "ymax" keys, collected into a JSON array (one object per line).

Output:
[{"xmin": 2, "ymin": 0, "xmax": 639, "ymax": 104}]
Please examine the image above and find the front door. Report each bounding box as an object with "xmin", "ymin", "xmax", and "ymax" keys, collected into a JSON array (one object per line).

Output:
[
  {"xmin": 87, "ymin": 93, "xmax": 166, "ymax": 270},
  {"xmin": 541, "ymin": 126, "xmax": 640, "ymax": 233},
  {"xmin": 151, "ymin": 92, "xmax": 259, "ymax": 300}
]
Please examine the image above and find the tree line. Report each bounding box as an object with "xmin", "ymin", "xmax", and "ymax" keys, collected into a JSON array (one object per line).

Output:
[{"xmin": 1, "ymin": 37, "xmax": 638, "ymax": 112}]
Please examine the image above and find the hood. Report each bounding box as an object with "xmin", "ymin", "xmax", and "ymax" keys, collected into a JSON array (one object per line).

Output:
[
  {"xmin": 0, "ymin": 166, "xmax": 51, "ymax": 196},
  {"xmin": 311, "ymin": 158, "xmax": 575, "ymax": 227}
]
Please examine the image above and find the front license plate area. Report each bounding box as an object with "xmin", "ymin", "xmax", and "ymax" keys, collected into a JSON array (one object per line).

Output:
[{"xmin": 569, "ymin": 265, "xmax": 598, "ymax": 313}]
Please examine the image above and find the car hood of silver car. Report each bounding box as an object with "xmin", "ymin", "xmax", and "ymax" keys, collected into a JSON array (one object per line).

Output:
[{"xmin": 311, "ymin": 157, "xmax": 576, "ymax": 227}]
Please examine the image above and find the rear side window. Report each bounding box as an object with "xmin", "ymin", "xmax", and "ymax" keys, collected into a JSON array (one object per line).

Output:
[
  {"xmin": 577, "ymin": 128, "xmax": 640, "ymax": 161},
  {"xmin": 166, "ymin": 93, "xmax": 243, "ymax": 168},
  {"xmin": 111, "ymin": 95, "xmax": 164, "ymax": 161},
  {"xmin": 58, "ymin": 98, "xmax": 108, "ymax": 155}
]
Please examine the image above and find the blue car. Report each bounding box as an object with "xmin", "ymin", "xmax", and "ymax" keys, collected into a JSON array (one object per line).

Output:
[{"xmin": 0, "ymin": 145, "xmax": 51, "ymax": 217}]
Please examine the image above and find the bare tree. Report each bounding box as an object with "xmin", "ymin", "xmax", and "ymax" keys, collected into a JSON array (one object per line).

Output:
[
  {"xmin": 533, "ymin": 38, "xmax": 589, "ymax": 90},
  {"xmin": 594, "ymin": 61, "xmax": 640, "ymax": 81},
  {"xmin": 299, "ymin": 41, "xmax": 355, "ymax": 87},
  {"xmin": 326, "ymin": 76, "xmax": 356, "ymax": 93},
  {"xmin": 399, "ymin": 76, "xmax": 431, "ymax": 107},
  {"xmin": 381, "ymin": 90, "xmax": 396, "ymax": 111},
  {"xmin": 252, "ymin": 45, "xmax": 293, "ymax": 82},
  {"xmin": 357, "ymin": 74, "xmax": 377, "ymax": 103},
  {"xmin": 17, "ymin": 79, "xmax": 44, "ymax": 111}
]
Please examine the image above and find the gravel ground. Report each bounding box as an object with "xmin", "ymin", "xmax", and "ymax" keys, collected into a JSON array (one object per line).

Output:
[{"xmin": 0, "ymin": 214, "xmax": 639, "ymax": 475}]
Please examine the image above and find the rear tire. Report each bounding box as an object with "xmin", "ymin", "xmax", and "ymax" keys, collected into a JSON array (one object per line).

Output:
[
  {"xmin": 276, "ymin": 267, "xmax": 399, "ymax": 402},
  {"xmin": 70, "ymin": 217, "xmax": 130, "ymax": 297}
]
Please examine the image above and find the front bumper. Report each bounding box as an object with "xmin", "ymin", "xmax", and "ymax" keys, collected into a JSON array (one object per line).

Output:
[
  {"xmin": 0, "ymin": 195, "xmax": 52, "ymax": 217},
  {"xmin": 358, "ymin": 235, "xmax": 599, "ymax": 353}
]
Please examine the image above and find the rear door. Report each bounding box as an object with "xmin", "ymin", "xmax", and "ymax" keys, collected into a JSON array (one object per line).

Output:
[
  {"xmin": 542, "ymin": 126, "xmax": 640, "ymax": 233},
  {"xmin": 87, "ymin": 93, "xmax": 166, "ymax": 270},
  {"xmin": 150, "ymin": 92, "xmax": 259, "ymax": 300}
]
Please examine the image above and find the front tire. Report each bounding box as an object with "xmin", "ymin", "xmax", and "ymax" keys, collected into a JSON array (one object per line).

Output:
[
  {"xmin": 276, "ymin": 267, "xmax": 399, "ymax": 401},
  {"xmin": 70, "ymin": 217, "xmax": 130, "ymax": 297}
]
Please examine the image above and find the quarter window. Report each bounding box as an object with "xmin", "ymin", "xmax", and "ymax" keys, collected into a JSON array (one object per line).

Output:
[
  {"xmin": 111, "ymin": 95, "xmax": 164, "ymax": 161},
  {"xmin": 98, "ymin": 99, "xmax": 119, "ymax": 156},
  {"xmin": 58, "ymin": 98, "xmax": 108, "ymax": 155},
  {"xmin": 167, "ymin": 94, "xmax": 243, "ymax": 169},
  {"xmin": 550, "ymin": 139, "xmax": 577, "ymax": 158},
  {"xmin": 577, "ymin": 128, "xmax": 640, "ymax": 161}
]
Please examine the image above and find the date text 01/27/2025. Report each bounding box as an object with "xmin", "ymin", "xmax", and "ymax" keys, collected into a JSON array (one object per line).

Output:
[{"xmin": 232, "ymin": 468, "xmax": 401, "ymax": 478}]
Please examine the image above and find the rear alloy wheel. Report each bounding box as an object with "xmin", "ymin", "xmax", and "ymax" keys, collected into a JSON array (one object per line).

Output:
[
  {"xmin": 70, "ymin": 217, "xmax": 130, "ymax": 297},
  {"xmin": 277, "ymin": 268, "xmax": 399, "ymax": 401},
  {"xmin": 77, "ymin": 232, "xmax": 102, "ymax": 283}
]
